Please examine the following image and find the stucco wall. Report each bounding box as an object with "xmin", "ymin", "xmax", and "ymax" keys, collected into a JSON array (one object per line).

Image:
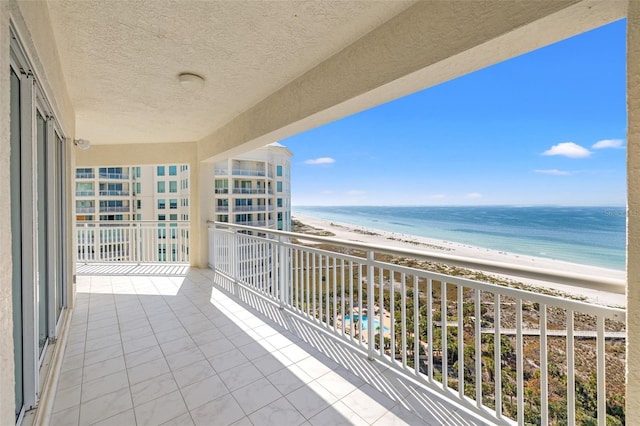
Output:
[
  {"xmin": 628, "ymin": 0, "xmax": 639, "ymax": 418},
  {"xmin": 15, "ymin": 0, "xmax": 74, "ymax": 134}
]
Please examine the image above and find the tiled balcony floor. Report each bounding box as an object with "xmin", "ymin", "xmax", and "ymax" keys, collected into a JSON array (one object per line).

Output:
[{"xmin": 51, "ymin": 268, "xmax": 488, "ymax": 426}]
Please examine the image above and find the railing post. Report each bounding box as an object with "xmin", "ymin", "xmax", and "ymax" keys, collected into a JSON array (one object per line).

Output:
[
  {"xmin": 231, "ymin": 230, "xmax": 238, "ymax": 295},
  {"xmin": 278, "ymin": 235, "xmax": 286, "ymax": 309},
  {"xmin": 367, "ymin": 250, "xmax": 375, "ymax": 360}
]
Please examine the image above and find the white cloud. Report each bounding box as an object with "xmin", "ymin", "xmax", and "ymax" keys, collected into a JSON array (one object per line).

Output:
[
  {"xmin": 592, "ymin": 139, "xmax": 625, "ymax": 149},
  {"xmin": 465, "ymin": 192, "xmax": 482, "ymax": 199},
  {"xmin": 542, "ymin": 142, "xmax": 591, "ymax": 158},
  {"xmin": 534, "ymin": 169, "xmax": 571, "ymax": 176},
  {"xmin": 304, "ymin": 157, "xmax": 335, "ymax": 165},
  {"xmin": 346, "ymin": 190, "xmax": 366, "ymax": 196}
]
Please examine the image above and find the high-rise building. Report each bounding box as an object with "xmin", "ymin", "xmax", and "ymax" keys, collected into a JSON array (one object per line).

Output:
[{"xmin": 213, "ymin": 142, "xmax": 292, "ymax": 231}]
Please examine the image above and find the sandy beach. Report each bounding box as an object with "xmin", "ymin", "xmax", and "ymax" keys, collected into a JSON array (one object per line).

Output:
[{"xmin": 292, "ymin": 213, "xmax": 626, "ymax": 307}]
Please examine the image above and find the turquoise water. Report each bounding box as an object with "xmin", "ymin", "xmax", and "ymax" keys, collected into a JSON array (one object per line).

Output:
[
  {"xmin": 344, "ymin": 314, "xmax": 389, "ymax": 332},
  {"xmin": 293, "ymin": 206, "xmax": 626, "ymax": 271}
]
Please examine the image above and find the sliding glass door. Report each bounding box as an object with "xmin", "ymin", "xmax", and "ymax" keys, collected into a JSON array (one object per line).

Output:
[
  {"xmin": 10, "ymin": 25, "xmax": 69, "ymax": 420},
  {"xmin": 10, "ymin": 64, "xmax": 24, "ymax": 423}
]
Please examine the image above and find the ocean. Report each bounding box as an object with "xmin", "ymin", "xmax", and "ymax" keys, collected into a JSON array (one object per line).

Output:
[{"xmin": 292, "ymin": 206, "xmax": 626, "ymax": 271}]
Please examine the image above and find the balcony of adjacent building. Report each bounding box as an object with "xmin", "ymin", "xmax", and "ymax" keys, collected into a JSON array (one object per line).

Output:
[
  {"xmin": 97, "ymin": 168, "xmax": 131, "ymax": 180},
  {"xmin": 57, "ymin": 220, "xmax": 626, "ymax": 425}
]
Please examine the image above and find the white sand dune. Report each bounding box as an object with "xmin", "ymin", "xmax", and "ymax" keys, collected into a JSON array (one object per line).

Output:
[{"xmin": 292, "ymin": 214, "xmax": 626, "ymax": 307}]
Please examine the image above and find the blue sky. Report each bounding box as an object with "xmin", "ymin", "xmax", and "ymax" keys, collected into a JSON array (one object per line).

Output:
[{"xmin": 282, "ymin": 19, "xmax": 627, "ymax": 207}]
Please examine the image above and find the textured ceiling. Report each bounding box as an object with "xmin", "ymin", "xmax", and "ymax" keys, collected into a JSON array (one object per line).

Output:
[{"xmin": 46, "ymin": 0, "xmax": 414, "ymax": 144}]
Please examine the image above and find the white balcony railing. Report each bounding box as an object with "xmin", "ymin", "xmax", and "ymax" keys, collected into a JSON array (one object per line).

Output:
[
  {"xmin": 76, "ymin": 207, "xmax": 95, "ymax": 213},
  {"xmin": 231, "ymin": 188, "xmax": 268, "ymax": 195},
  {"xmin": 233, "ymin": 205, "xmax": 268, "ymax": 212},
  {"xmin": 98, "ymin": 172, "xmax": 130, "ymax": 179},
  {"xmin": 208, "ymin": 222, "xmax": 626, "ymax": 426},
  {"xmin": 99, "ymin": 206, "xmax": 130, "ymax": 213},
  {"xmin": 99, "ymin": 190, "xmax": 129, "ymax": 196},
  {"xmin": 77, "ymin": 221, "xmax": 189, "ymax": 263},
  {"xmin": 75, "ymin": 172, "xmax": 95, "ymax": 179}
]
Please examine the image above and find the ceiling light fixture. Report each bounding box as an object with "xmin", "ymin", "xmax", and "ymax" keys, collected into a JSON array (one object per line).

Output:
[
  {"xmin": 73, "ymin": 138, "xmax": 91, "ymax": 150},
  {"xmin": 178, "ymin": 72, "xmax": 205, "ymax": 91}
]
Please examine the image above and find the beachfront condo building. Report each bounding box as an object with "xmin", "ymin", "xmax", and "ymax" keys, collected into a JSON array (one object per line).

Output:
[
  {"xmin": 213, "ymin": 142, "xmax": 292, "ymax": 231},
  {"xmin": 75, "ymin": 165, "xmax": 190, "ymax": 262},
  {"xmin": 3, "ymin": 2, "xmax": 638, "ymax": 426}
]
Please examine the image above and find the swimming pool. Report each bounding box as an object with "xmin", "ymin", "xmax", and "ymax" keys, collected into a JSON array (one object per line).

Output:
[{"xmin": 343, "ymin": 314, "xmax": 389, "ymax": 332}]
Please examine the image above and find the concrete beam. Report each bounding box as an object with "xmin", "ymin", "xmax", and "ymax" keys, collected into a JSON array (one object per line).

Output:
[{"xmin": 75, "ymin": 142, "xmax": 197, "ymax": 167}]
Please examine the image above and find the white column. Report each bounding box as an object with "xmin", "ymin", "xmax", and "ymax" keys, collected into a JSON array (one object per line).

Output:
[
  {"xmin": 192, "ymin": 161, "xmax": 215, "ymax": 268},
  {"xmin": 628, "ymin": 0, "xmax": 640, "ymax": 418}
]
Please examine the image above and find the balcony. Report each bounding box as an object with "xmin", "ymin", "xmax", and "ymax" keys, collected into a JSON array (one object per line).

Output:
[
  {"xmin": 75, "ymin": 172, "xmax": 95, "ymax": 179},
  {"xmin": 234, "ymin": 205, "xmax": 268, "ymax": 212},
  {"xmin": 232, "ymin": 168, "xmax": 267, "ymax": 177},
  {"xmin": 52, "ymin": 264, "xmax": 483, "ymax": 426},
  {"xmin": 77, "ymin": 221, "xmax": 189, "ymax": 263},
  {"xmin": 76, "ymin": 207, "xmax": 95, "ymax": 214},
  {"xmin": 99, "ymin": 190, "xmax": 130, "ymax": 197},
  {"xmin": 98, "ymin": 172, "xmax": 130, "ymax": 179},
  {"xmin": 99, "ymin": 206, "xmax": 130, "ymax": 213},
  {"xmin": 58, "ymin": 221, "xmax": 627, "ymax": 425},
  {"xmin": 232, "ymin": 188, "xmax": 268, "ymax": 195},
  {"xmin": 76, "ymin": 190, "xmax": 95, "ymax": 197},
  {"xmin": 205, "ymin": 222, "xmax": 626, "ymax": 425},
  {"xmin": 215, "ymin": 206, "xmax": 229, "ymax": 213}
]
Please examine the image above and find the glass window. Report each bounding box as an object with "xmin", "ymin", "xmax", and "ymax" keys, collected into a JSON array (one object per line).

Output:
[
  {"xmin": 136, "ymin": 200, "xmax": 141, "ymax": 209},
  {"xmin": 11, "ymin": 68, "xmax": 24, "ymax": 419},
  {"xmin": 277, "ymin": 165, "xmax": 282, "ymax": 177},
  {"xmin": 36, "ymin": 111, "xmax": 48, "ymax": 356},
  {"xmin": 169, "ymin": 181, "xmax": 177, "ymax": 193},
  {"xmin": 157, "ymin": 181, "xmax": 165, "ymax": 193},
  {"xmin": 277, "ymin": 198, "xmax": 283, "ymax": 208},
  {"xmin": 135, "ymin": 167, "xmax": 141, "ymax": 178},
  {"xmin": 158, "ymin": 199, "xmax": 165, "ymax": 209},
  {"xmin": 157, "ymin": 166, "xmax": 165, "ymax": 176},
  {"xmin": 136, "ymin": 182, "xmax": 141, "ymax": 194},
  {"xmin": 277, "ymin": 181, "xmax": 282, "ymax": 193},
  {"xmin": 158, "ymin": 214, "xmax": 166, "ymax": 221},
  {"xmin": 169, "ymin": 165, "xmax": 177, "ymax": 176},
  {"xmin": 170, "ymin": 199, "xmax": 177, "ymax": 209},
  {"xmin": 170, "ymin": 214, "xmax": 178, "ymax": 221}
]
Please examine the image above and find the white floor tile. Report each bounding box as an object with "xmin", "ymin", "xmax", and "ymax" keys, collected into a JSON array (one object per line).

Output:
[
  {"xmin": 127, "ymin": 356, "xmax": 171, "ymax": 385},
  {"xmin": 189, "ymin": 393, "xmax": 245, "ymax": 426},
  {"xmin": 124, "ymin": 344, "xmax": 165, "ymax": 369},
  {"xmin": 180, "ymin": 374, "xmax": 229, "ymax": 411},
  {"xmin": 172, "ymin": 359, "xmax": 216, "ymax": 389},
  {"xmin": 285, "ymin": 380, "xmax": 338, "ymax": 419},
  {"xmin": 134, "ymin": 390, "xmax": 189, "ymax": 426},
  {"xmin": 81, "ymin": 369, "xmax": 130, "ymax": 404},
  {"xmin": 308, "ymin": 401, "xmax": 369, "ymax": 426},
  {"xmin": 130, "ymin": 372, "xmax": 179, "ymax": 406},
  {"xmin": 218, "ymin": 363, "xmax": 264, "ymax": 392},
  {"xmin": 91, "ymin": 409, "xmax": 136, "ymax": 426},
  {"xmin": 52, "ymin": 384, "xmax": 82, "ymax": 413},
  {"xmin": 78, "ymin": 388, "xmax": 133, "ymax": 426},
  {"xmin": 231, "ymin": 377, "xmax": 282, "ymax": 415},
  {"xmin": 82, "ymin": 355, "xmax": 126, "ymax": 383},
  {"xmin": 248, "ymin": 396, "xmax": 307, "ymax": 426}
]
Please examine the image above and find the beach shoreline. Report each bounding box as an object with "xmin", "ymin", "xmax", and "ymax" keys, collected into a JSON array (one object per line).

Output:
[{"xmin": 292, "ymin": 213, "xmax": 626, "ymax": 307}]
